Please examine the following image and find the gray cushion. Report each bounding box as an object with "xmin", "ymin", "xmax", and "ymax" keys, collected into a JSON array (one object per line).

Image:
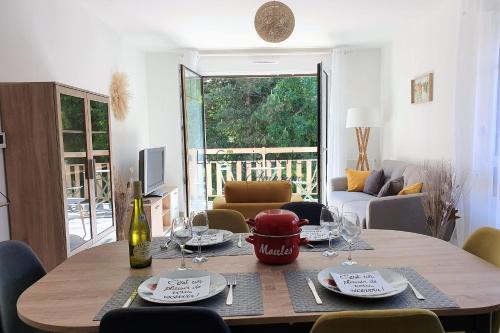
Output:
[
  {"xmin": 377, "ymin": 176, "xmax": 404, "ymax": 197},
  {"xmin": 402, "ymin": 165, "xmax": 423, "ymax": 187},
  {"xmin": 363, "ymin": 170, "xmax": 384, "ymax": 196},
  {"xmin": 381, "ymin": 160, "xmax": 409, "ymax": 183},
  {"xmin": 341, "ymin": 200, "xmax": 369, "ymax": 228},
  {"xmin": 328, "ymin": 191, "xmax": 374, "ymax": 209}
]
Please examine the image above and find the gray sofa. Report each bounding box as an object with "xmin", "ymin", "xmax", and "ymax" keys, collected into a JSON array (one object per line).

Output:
[{"xmin": 329, "ymin": 160, "xmax": 448, "ymax": 238}]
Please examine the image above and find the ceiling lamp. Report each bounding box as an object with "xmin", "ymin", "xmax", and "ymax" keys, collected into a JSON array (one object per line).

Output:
[{"xmin": 254, "ymin": 1, "xmax": 295, "ymax": 43}]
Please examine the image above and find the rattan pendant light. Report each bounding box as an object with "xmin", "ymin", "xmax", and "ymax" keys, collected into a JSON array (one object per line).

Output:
[{"xmin": 254, "ymin": 1, "xmax": 295, "ymax": 43}]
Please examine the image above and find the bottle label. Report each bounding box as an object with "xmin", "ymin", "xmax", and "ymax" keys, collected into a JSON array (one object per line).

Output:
[{"xmin": 133, "ymin": 241, "xmax": 151, "ymax": 261}]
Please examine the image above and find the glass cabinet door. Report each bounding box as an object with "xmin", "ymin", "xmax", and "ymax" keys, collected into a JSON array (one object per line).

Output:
[
  {"xmin": 88, "ymin": 96, "xmax": 114, "ymax": 236},
  {"xmin": 59, "ymin": 91, "xmax": 93, "ymax": 252}
]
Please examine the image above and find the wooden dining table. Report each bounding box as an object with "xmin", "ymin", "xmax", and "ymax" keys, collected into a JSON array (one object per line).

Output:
[{"xmin": 17, "ymin": 229, "xmax": 500, "ymax": 333}]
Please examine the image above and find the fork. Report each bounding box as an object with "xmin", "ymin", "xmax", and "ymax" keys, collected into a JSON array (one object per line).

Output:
[
  {"xmin": 403, "ymin": 273, "xmax": 425, "ymax": 300},
  {"xmin": 226, "ymin": 276, "xmax": 237, "ymax": 305}
]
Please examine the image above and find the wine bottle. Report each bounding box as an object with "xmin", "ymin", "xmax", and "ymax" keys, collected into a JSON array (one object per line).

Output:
[{"xmin": 128, "ymin": 181, "xmax": 152, "ymax": 268}]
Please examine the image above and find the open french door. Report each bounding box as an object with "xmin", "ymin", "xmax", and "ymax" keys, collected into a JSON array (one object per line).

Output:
[
  {"xmin": 317, "ymin": 63, "xmax": 329, "ymax": 204},
  {"xmin": 180, "ymin": 65, "xmax": 208, "ymax": 212}
]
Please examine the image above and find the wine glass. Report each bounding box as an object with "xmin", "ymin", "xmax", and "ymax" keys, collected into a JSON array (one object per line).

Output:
[
  {"xmin": 190, "ymin": 210, "xmax": 209, "ymax": 263},
  {"xmin": 320, "ymin": 206, "xmax": 342, "ymax": 257},
  {"xmin": 171, "ymin": 216, "xmax": 193, "ymax": 270},
  {"xmin": 341, "ymin": 212, "xmax": 361, "ymax": 266}
]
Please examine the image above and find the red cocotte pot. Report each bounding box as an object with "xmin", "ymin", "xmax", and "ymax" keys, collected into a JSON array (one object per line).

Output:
[{"xmin": 246, "ymin": 209, "xmax": 308, "ymax": 265}]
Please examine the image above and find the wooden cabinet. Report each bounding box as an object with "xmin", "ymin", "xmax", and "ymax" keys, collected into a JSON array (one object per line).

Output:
[
  {"xmin": 0, "ymin": 82, "xmax": 115, "ymax": 270},
  {"xmin": 142, "ymin": 186, "xmax": 178, "ymax": 237}
]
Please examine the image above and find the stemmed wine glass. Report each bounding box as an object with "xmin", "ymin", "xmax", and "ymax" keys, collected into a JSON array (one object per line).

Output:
[
  {"xmin": 341, "ymin": 212, "xmax": 361, "ymax": 266},
  {"xmin": 320, "ymin": 206, "xmax": 342, "ymax": 257},
  {"xmin": 190, "ymin": 210, "xmax": 209, "ymax": 263},
  {"xmin": 171, "ymin": 216, "xmax": 193, "ymax": 270}
]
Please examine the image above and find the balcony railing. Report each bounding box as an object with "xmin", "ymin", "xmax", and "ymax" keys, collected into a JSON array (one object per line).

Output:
[{"xmin": 205, "ymin": 147, "xmax": 318, "ymax": 201}]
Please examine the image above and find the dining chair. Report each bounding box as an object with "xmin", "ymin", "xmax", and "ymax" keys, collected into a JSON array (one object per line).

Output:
[
  {"xmin": 463, "ymin": 226, "xmax": 500, "ymax": 333},
  {"xmin": 280, "ymin": 201, "xmax": 325, "ymax": 225},
  {"xmin": 206, "ymin": 209, "xmax": 250, "ymax": 233},
  {"xmin": 99, "ymin": 307, "xmax": 231, "ymax": 333},
  {"xmin": 310, "ymin": 309, "xmax": 444, "ymax": 333},
  {"xmin": 0, "ymin": 240, "xmax": 46, "ymax": 333}
]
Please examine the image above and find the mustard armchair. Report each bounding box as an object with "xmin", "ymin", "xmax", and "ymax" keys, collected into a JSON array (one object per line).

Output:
[
  {"xmin": 310, "ymin": 309, "xmax": 444, "ymax": 333},
  {"xmin": 463, "ymin": 226, "xmax": 500, "ymax": 333},
  {"xmin": 212, "ymin": 181, "xmax": 302, "ymax": 219}
]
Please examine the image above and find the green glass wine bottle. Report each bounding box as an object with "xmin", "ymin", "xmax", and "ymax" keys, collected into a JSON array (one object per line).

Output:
[{"xmin": 128, "ymin": 181, "xmax": 152, "ymax": 268}]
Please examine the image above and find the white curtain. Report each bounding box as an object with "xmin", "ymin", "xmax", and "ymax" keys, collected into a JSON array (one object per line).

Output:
[
  {"xmin": 328, "ymin": 47, "xmax": 349, "ymax": 180},
  {"xmin": 454, "ymin": 0, "xmax": 500, "ymax": 243}
]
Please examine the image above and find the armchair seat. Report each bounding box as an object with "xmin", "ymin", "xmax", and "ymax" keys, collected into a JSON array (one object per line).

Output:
[{"xmin": 212, "ymin": 181, "xmax": 302, "ymax": 219}]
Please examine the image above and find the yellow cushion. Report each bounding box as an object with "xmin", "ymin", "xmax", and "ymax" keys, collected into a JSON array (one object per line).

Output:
[
  {"xmin": 345, "ymin": 169, "xmax": 371, "ymax": 192},
  {"xmin": 398, "ymin": 182, "xmax": 423, "ymax": 195}
]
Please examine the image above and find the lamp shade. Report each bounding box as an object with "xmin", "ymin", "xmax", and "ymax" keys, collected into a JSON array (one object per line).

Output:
[{"xmin": 346, "ymin": 107, "xmax": 381, "ymax": 128}]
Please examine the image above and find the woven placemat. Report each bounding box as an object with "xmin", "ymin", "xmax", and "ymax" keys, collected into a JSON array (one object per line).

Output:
[
  {"xmin": 151, "ymin": 234, "xmax": 253, "ymax": 259},
  {"xmin": 284, "ymin": 267, "xmax": 458, "ymax": 312},
  {"xmin": 300, "ymin": 237, "xmax": 373, "ymax": 252},
  {"xmin": 94, "ymin": 272, "xmax": 263, "ymax": 320}
]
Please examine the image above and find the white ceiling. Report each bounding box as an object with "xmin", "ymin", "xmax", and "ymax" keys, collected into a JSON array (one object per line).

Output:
[{"xmin": 77, "ymin": 0, "xmax": 446, "ymax": 51}]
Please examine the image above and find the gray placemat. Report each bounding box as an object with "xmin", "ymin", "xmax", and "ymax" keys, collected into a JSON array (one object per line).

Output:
[
  {"xmin": 94, "ymin": 272, "xmax": 263, "ymax": 320},
  {"xmin": 300, "ymin": 237, "xmax": 373, "ymax": 252},
  {"xmin": 285, "ymin": 267, "xmax": 458, "ymax": 312},
  {"xmin": 151, "ymin": 234, "xmax": 253, "ymax": 259}
]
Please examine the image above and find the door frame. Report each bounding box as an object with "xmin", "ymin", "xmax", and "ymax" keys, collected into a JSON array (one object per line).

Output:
[
  {"xmin": 317, "ymin": 63, "xmax": 329, "ymax": 204},
  {"xmin": 180, "ymin": 65, "xmax": 208, "ymax": 212}
]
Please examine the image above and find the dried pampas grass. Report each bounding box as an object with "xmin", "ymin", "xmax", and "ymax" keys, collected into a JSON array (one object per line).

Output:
[
  {"xmin": 420, "ymin": 160, "xmax": 466, "ymax": 239},
  {"xmin": 110, "ymin": 72, "xmax": 130, "ymax": 121},
  {"xmin": 114, "ymin": 166, "xmax": 134, "ymax": 241}
]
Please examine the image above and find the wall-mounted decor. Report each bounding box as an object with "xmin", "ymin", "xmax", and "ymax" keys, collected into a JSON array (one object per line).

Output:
[
  {"xmin": 110, "ymin": 72, "xmax": 130, "ymax": 121},
  {"xmin": 254, "ymin": 1, "xmax": 295, "ymax": 43},
  {"xmin": 411, "ymin": 72, "xmax": 433, "ymax": 104}
]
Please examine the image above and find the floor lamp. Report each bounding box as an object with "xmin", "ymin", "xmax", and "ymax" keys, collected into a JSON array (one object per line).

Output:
[{"xmin": 346, "ymin": 107, "xmax": 380, "ymax": 171}]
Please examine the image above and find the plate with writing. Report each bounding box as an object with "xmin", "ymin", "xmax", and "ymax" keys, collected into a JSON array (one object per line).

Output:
[
  {"xmin": 317, "ymin": 265, "xmax": 408, "ymax": 299},
  {"xmin": 185, "ymin": 229, "xmax": 233, "ymax": 247},
  {"xmin": 137, "ymin": 269, "xmax": 227, "ymax": 304}
]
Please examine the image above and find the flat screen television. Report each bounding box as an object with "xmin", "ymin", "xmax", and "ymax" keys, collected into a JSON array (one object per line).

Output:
[{"xmin": 139, "ymin": 147, "xmax": 165, "ymax": 196}]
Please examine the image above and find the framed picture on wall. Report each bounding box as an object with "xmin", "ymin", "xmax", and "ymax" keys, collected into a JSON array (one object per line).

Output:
[{"xmin": 411, "ymin": 72, "xmax": 433, "ymax": 104}]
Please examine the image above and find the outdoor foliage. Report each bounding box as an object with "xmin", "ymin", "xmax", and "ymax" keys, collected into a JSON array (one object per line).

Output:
[{"xmin": 203, "ymin": 76, "xmax": 318, "ymax": 149}]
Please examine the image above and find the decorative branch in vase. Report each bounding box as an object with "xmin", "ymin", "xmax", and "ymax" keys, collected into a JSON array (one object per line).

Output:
[
  {"xmin": 113, "ymin": 167, "xmax": 134, "ymax": 241},
  {"xmin": 420, "ymin": 160, "xmax": 466, "ymax": 240}
]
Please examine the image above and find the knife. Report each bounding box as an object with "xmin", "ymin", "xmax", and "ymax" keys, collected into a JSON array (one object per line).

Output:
[
  {"xmin": 306, "ymin": 278, "xmax": 323, "ymax": 305},
  {"xmin": 122, "ymin": 289, "xmax": 138, "ymax": 308}
]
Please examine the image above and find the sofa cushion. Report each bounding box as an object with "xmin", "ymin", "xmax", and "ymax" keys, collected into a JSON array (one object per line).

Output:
[
  {"xmin": 328, "ymin": 191, "xmax": 374, "ymax": 210},
  {"xmin": 398, "ymin": 182, "xmax": 423, "ymax": 195},
  {"xmin": 363, "ymin": 170, "xmax": 384, "ymax": 196},
  {"xmin": 402, "ymin": 165, "xmax": 423, "ymax": 187},
  {"xmin": 342, "ymin": 200, "xmax": 369, "ymax": 228},
  {"xmin": 381, "ymin": 160, "xmax": 409, "ymax": 183},
  {"xmin": 224, "ymin": 181, "xmax": 291, "ymax": 203},
  {"xmin": 345, "ymin": 169, "xmax": 371, "ymax": 192},
  {"xmin": 378, "ymin": 176, "xmax": 404, "ymax": 197}
]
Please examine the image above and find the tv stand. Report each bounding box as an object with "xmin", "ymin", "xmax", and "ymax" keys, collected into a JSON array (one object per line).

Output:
[
  {"xmin": 145, "ymin": 190, "xmax": 165, "ymax": 197},
  {"xmin": 140, "ymin": 185, "xmax": 178, "ymax": 237}
]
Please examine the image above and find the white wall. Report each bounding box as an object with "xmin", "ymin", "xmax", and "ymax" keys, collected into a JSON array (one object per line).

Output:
[
  {"xmin": 381, "ymin": 0, "xmax": 461, "ymax": 163},
  {"xmin": 0, "ymin": 0, "xmax": 150, "ymax": 240},
  {"xmin": 197, "ymin": 51, "xmax": 331, "ymax": 76},
  {"xmin": 145, "ymin": 52, "xmax": 186, "ymax": 212},
  {"xmin": 329, "ymin": 47, "xmax": 382, "ymax": 177}
]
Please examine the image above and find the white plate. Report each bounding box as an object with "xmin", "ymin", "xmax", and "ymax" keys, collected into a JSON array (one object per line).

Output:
[
  {"xmin": 185, "ymin": 229, "xmax": 233, "ymax": 247},
  {"xmin": 137, "ymin": 269, "xmax": 227, "ymax": 304},
  {"xmin": 317, "ymin": 265, "xmax": 408, "ymax": 299},
  {"xmin": 300, "ymin": 225, "xmax": 330, "ymax": 242}
]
